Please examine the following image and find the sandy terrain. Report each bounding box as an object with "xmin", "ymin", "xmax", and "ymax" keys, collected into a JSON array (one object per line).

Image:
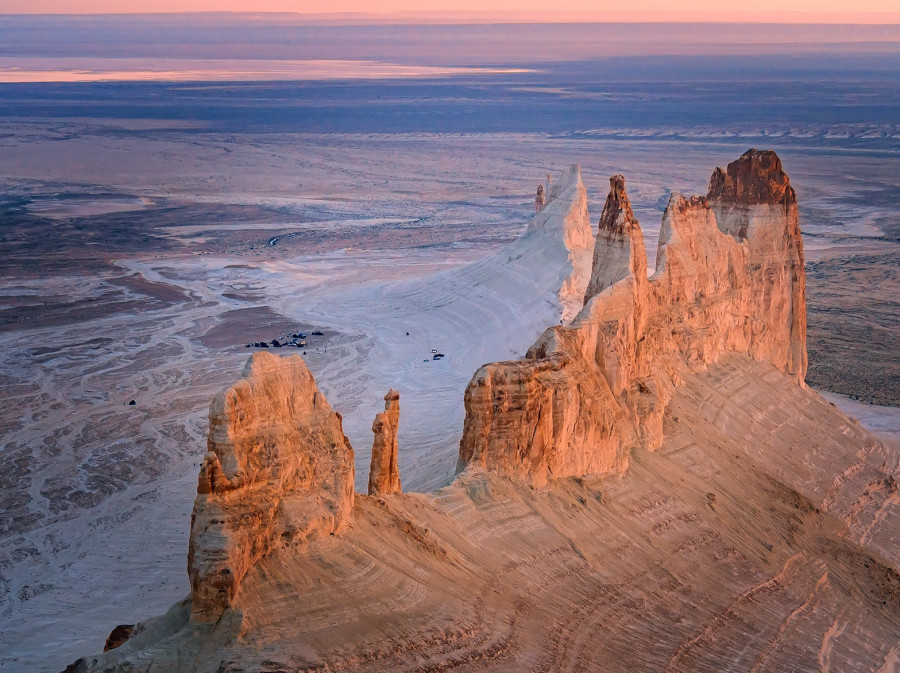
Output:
[
  {"xmin": 0, "ymin": 130, "xmax": 898, "ymax": 670},
  {"xmin": 78, "ymin": 355, "xmax": 900, "ymax": 673}
]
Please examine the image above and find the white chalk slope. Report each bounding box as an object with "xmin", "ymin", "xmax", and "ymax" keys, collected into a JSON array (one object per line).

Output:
[{"xmin": 279, "ymin": 165, "xmax": 594, "ymax": 491}]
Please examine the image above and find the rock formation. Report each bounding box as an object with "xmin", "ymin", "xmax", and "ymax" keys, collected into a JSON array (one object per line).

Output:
[
  {"xmin": 368, "ymin": 389, "xmax": 401, "ymax": 496},
  {"xmin": 708, "ymin": 149, "xmax": 807, "ymax": 382},
  {"xmin": 583, "ymin": 173, "xmax": 644, "ymax": 302},
  {"xmin": 74, "ymin": 151, "xmax": 900, "ymax": 673},
  {"xmin": 534, "ymin": 183, "xmax": 545, "ymax": 214},
  {"xmin": 102, "ymin": 625, "xmax": 135, "ymax": 652},
  {"xmin": 188, "ymin": 351, "xmax": 354, "ymax": 622},
  {"xmin": 459, "ymin": 150, "xmax": 807, "ymax": 486},
  {"xmin": 524, "ymin": 165, "xmax": 594, "ymax": 322}
]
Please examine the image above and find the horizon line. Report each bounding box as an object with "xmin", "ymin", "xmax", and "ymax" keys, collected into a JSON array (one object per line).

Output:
[{"xmin": 3, "ymin": 10, "xmax": 900, "ymax": 24}]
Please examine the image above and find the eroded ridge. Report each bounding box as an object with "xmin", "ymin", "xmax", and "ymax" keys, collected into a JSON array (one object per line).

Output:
[
  {"xmin": 69, "ymin": 151, "xmax": 900, "ymax": 673},
  {"xmin": 524, "ymin": 164, "xmax": 595, "ymax": 323},
  {"xmin": 188, "ymin": 352, "xmax": 355, "ymax": 621},
  {"xmin": 459, "ymin": 150, "xmax": 807, "ymax": 487}
]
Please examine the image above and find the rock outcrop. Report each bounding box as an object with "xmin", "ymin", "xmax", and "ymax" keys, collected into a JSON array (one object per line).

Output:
[
  {"xmin": 102, "ymin": 625, "xmax": 135, "ymax": 652},
  {"xmin": 583, "ymin": 174, "xmax": 644, "ymax": 302},
  {"xmin": 368, "ymin": 389, "xmax": 401, "ymax": 496},
  {"xmin": 74, "ymin": 150, "xmax": 900, "ymax": 673},
  {"xmin": 188, "ymin": 352, "xmax": 354, "ymax": 622},
  {"xmin": 708, "ymin": 149, "xmax": 806, "ymax": 383},
  {"xmin": 534, "ymin": 183, "xmax": 545, "ymax": 214},
  {"xmin": 708, "ymin": 148, "xmax": 795, "ymax": 207},
  {"xmin": 459, "ymin": 150, "xmax": 807, "ymax": 487}
]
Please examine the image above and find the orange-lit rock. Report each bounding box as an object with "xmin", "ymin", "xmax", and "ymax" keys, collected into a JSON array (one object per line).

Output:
[
  {"xmin": 459, "ymin": 151, "xmax": 807, "ymax": 486},
  {"xmin": 708, "ymin": 149, "xmax": 807, "ymax": 383},
  {"xmin": 368, "ymin": 389, "xmax": 401, "ymax": 496},
  {"xmin": 187, "ymin": 352, "xmax": 354, "ymax": 622},
  {"xmin": 77, "ymin": 152, "xmax": 900, "ymax": 673}
]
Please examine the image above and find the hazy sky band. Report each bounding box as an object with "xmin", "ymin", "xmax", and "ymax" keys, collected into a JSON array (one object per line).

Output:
[{"xmin": 2, "ymin": 6, "xmax": 900, "ymax": 21}]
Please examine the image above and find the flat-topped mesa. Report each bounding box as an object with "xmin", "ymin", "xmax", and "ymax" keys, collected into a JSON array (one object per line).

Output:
[
  {"xmin": 459, "ymin": 150, "xmax": 808, "ymax": 487},
  {"xmin": 708, "ymin": 149, "xmax": 806, "ymax": 383},
  {"xmin": 368, "ymin": 389, "xmax": 401, "ymax": 496},
  {"xmin": 188, "ymin": 352, "xmax": 354, "ymax": 622},
  {"xmin": 583, "ymin": 174, "xmax": 648, "ymax": 302},
  {"xmin": 535, "ymin": 184, "xmax": 546, "ymax": 214}
]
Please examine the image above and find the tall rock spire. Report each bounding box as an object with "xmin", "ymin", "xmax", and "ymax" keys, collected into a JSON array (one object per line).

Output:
[
  {"xmin": 535, "ymin": 183, "xmax": 546, "ymax": 214},
  {"xmin": 368, "ymin": 389, "xmax": 401, "ymax": 496},
  {"xmin": 583, "ymin": 174, "xmax": 647, "ymax": 303},
  {"xmin": 707, "ymin": 149, "xmax": 806, "ymax": 383}
]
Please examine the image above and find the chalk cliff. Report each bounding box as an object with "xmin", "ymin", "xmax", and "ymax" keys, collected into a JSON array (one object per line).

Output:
[
  {"xmin": 188, "ymin": 352, "xmax": 354, "ymax": 622},
  {"xmin": 458, "ymin": 150, "xmax": 807, "ymax": 486},
  {"xmin": 521, "ymin": 164, "xmax": 595, "ymax": 322},
  {"xmin": 368, "ymin": 389, "xmax": 401, "ymax": 496},
  {"xmin": 73, "ymin": 151, "xmax": 900, "ymax": 673}
]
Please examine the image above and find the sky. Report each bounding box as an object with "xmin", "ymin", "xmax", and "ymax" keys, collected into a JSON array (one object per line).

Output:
[{"xmin": 1, "ymin": 0, "xmax": 899, "ymax": 21}]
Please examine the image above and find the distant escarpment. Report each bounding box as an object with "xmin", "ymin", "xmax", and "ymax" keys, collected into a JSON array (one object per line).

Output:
[
  {"xmin": 73, "ymin": 151, "xmax": 900, "ymax": 673},
  {"xmin": 459, "ymin": 149, "xmax": 806, "ymax": 486}
]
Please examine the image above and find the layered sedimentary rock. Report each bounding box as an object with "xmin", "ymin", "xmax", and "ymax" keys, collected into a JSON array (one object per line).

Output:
[
  {"xmin": 188, "ymin": 352, "xmax": 354, "ymax": 622},
  {"xmin": 583, "ymin": 174, "xmax": 644, "ymax": 301},
  {"xmin": 368, "ymin": 389, "xmax": 401, "ymax": 496},
  {"xmin": 708, "ymin": 149, "xmax": 807, "ymax": 382},
  {"xmin": 459, "ymin": 150, "xmax": 807, "ymax": 487},
  {"xmin": 80, "ymin": 354, "xmax": 900, "ymax": 673},
  {"xmin": 76, "ymin": 151, "xmax": 900, "ymax": 673}
]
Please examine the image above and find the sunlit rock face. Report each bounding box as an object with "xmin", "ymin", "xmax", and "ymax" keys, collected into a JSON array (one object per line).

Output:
[
  {"xmin": 188, "ymin": 352, "xmax": 354, "ymax": 622},
  {"xmin": 708, "ymin": 149, "xmax": 807, "ymax": 384},
  {"xmin": 583, "ymin": 174, "xmax": 644, "ymax": 302},
  {"xmin": 368, "ymin": 389, "xmax": 401, "ymax": 496},
  {"xmin": 75, "ymin": 151, "xmax": 900, "ymax": 673},
  {"xmin": 459, "ymin": 150, "xmax": 808, "ymax": 487}
]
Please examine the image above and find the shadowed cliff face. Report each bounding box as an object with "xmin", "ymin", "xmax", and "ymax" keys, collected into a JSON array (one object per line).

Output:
[{"xmin": 459, "ymin": 150, "xmax": 807, "ymax": 487}]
